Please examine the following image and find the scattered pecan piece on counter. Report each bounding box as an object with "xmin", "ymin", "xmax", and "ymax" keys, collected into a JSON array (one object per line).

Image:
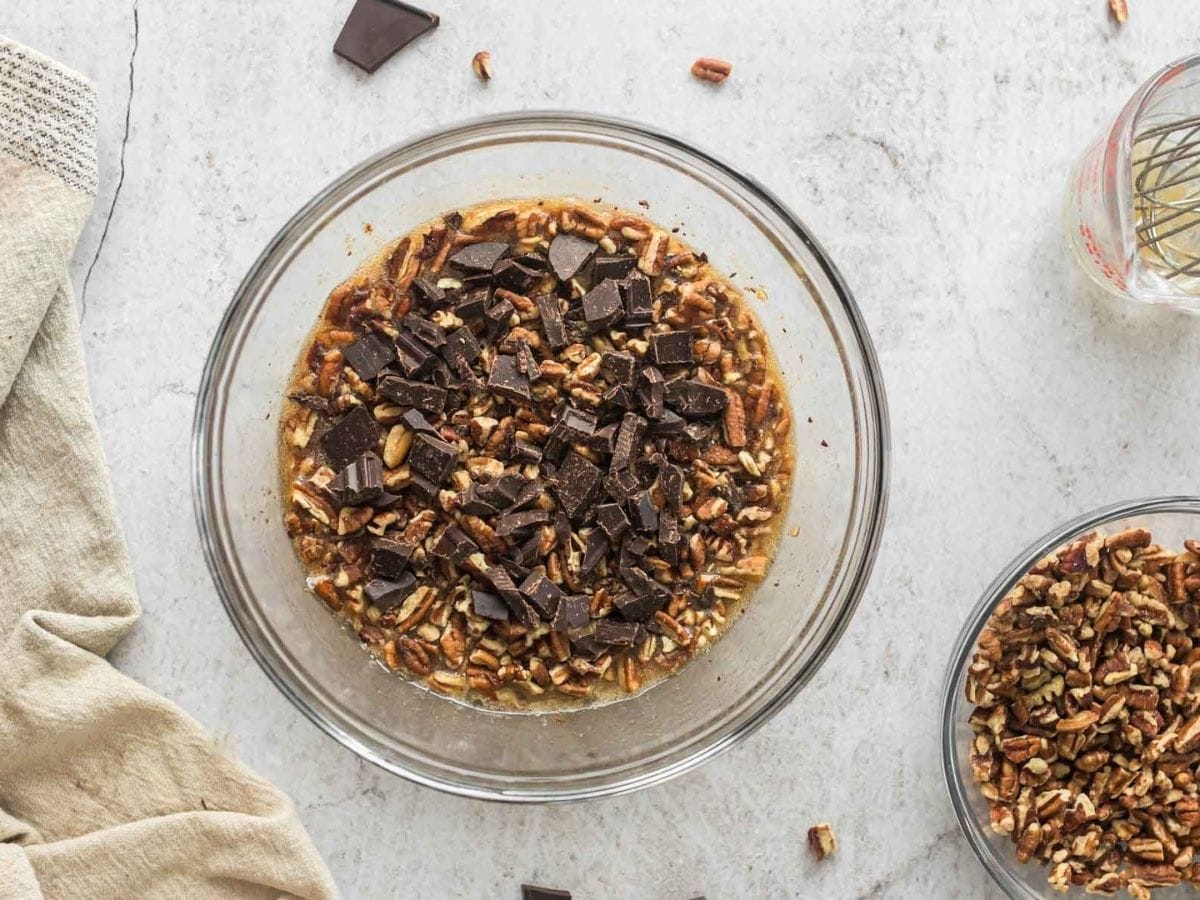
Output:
[
  {"xmin": 966, "ymin": 530, "xmax": 1200, "ymax": 896},
  {"xmin": 808, "ymin": 822, "xmax": 837, "ymax": 861},
  {"xmin": 690, "ymin": 57, "xmax": 733, "ymax": 84},
  {"xmin": 471, "ymin": 50, "xmax": 492, "ymax": 81}
]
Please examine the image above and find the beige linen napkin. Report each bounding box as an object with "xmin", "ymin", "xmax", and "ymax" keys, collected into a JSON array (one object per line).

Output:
[{"xmin": 0, "ymin": 36, "xmax": 338, "ymax": 900}]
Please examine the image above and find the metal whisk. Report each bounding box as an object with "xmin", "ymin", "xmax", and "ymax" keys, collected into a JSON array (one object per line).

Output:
[{"xmin": 1133, "ymin": 114, "xmax": 1200, "ymax": 283}]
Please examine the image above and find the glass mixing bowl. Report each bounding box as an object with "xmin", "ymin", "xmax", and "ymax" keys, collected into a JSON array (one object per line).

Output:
[
  {"xmin": 192, "ymin": 112, "xmax": 889, "ymax": 801},
  {"xmin": 942, "ymin": 496, "xmax": 1200, "ymax": 897}
]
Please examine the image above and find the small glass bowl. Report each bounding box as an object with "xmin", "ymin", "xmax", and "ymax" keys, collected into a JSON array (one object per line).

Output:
[
  {"xmin": 942, "ymin": 496, "xmax": 1200, "ymax": 897},
  {"xmin": 192, "ymin": 112, "xmax": 889, "ymax": 801}
]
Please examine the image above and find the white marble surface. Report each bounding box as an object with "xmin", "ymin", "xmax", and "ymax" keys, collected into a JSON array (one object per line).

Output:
[{"xmin": 8, "ymin": 1, "xmax": 1200, "ymax": 897}]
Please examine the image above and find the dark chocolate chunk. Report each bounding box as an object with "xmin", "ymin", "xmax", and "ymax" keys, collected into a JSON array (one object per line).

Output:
[
  {"xmin": 592, "ymin": 254, "xmax": 637, "ymax": 281},
  {"xmin": 601, "ymin": 384, "xmax": 634, "ymax": 410},
  {"xmin": 619, "ymin": 535, "xmax": 650, "ymax": 567},
  {"xmin": 581, "ymin": 278, "xmax": 624, "ymax": 332},
  {"xmin": 615, "ymin": 566, "xmax": 670, "ymax": 620},
  {"xmin": 409, "ymin": 274, "xmax": 444, "ymax": 308},
  {"xmin": 394, "ymin": 331, "xmax": 436, "ymax": 377},
  {"xmin": 510, "ymin": 531, "xmax": 544, "ymax": 567},
  {"xmin": 371, "ymin": 538, "xmax": 414, "ymax": 578},
  {"xmin": 363, "ymin": 573, "xmax": 416, "ymax": 611},
  {"xmin": 505, "ymin": 479, "xmax": 545, "ymax": 513},
  {"xmin": 459, "ymin": 483, "xmax": 500, "ymax": 516},
  {"xmin": 611, "ymin": 412, "xmax": 647, "ymax": 471},
  {"xmin": 579, "ymin": 528, "xmax": 609, "ymax": 579},
  {"xmin": 321, "ymin": 405, "xmax": 379, "ymax": 466},
  {"xmin": 571, "ymin": 634, "xmax": 607, "ymax": 659},
  {"xmin": 472, "ymin": 588, "xmax": 510, "ymax": 621},
  {"xmin": 622, "ymin": 272, "xmax": 654, "ymax": 327},
  {"xmin": 448, "ymin": 241, "xmax": 509, "ymax": 272},
  {"xmin": 554, "ymin": 406, "xmax": 597, "ymax": 443},
  {"xmin": 407, "ymin": 432, "xmax": 459, "ymax": 484},
  {"xmin": 550, "ymin": 451, "xmax": 603, "ymax": 519},
  {"xmin": 476, "ymin": 473, "xmax": 524, "ymax": 508},
  {"xmin": 487, "ymin": 354, "xmax": 531, "ymax": 402},
  {"xmin": 638, "ymin": 365, "xmax": 665, "ymax": 419},
  {"xmin": 331, "ymin": 451, "xmax": 383, "ymax": 506},
  {"xmin": 547, "ymin": 233, "xmax": 597, "ymax": 281},
  {"xmin": 508, "ymin": 439, "xmax": 542, "ymax": 465},
  {"xmin": 551, "ymin": 594, "xmax": 590, "ymax": 632},
  {"xmin": 431, "ymin": 524, "xmax": 477, "ymax": 563},
  {"xmin": 492, "ymin": 258, "xmax": 542, "ymax": 293},
  {"xmin": 536, "ymin": 294, "xmax": 568, "ymax": 350},
  {"xmin": 630, "ymin": 490, "xmax": 659, "ymax": 532},
  {"xmin": 648, "ymin": 408, "xmax": 685, "ymax": 435},
  {"xmin": 496, "ymin": 508, "xmax": 552, "ymax": 537},
  {"xmin": 442, "ymin": 326, "xmax": 481, "ymax": 367},
  {"xmin": 288, "ymin": 393, "xmax": 329, "ymax": 413},
  {"xmin": 333, "ymin": 0, "xmax": 438, "ymax": 74},
  {"xmin": 595, "ymin": 502, "xmax": 630, "ymax": 541},
  {"xmin": 484, "ymin": 297, "xmax": 515, "ymax": 340},
  {"xmin": 400, "ymin": 408, "xmax": 438, "ymax": 434},
  {"xmin": 657, "ymin": 456, "xmax": 684, "ymax": 508},
  {"xmin": 658, "ymin": 511, "xmax": 680, "ymax": 565},
  {"xmin": 665, "ymin": 379, "xmax": 728, "ymax": 417},
  {"xmin": 514, "ymin": 339, "xmax": 540, "ymax": 381},
  {"xmin": 377, "ymin": 375, "xmax": 447, "ymax": 413},
  {"xmin": 603, "ymin": 467, "xmax": 641, "ymax": 503},
  {"xmin": 484, "ymin": 567, "xmax": 536, "ymax": 626},
  {"xmin": 402, "ymin": 313, "xmax": 446, "ymax": 348},
  {"xmin": 553, "ymin": 510, "xmax": 572, "ymax": 552},
  {"xmin": 600, "ymin": 351, "xmax": 637, "ymax": 387},
  {"xmin": 682, "ymin": 421, "xmax": 713, "ymax": 443},
  {"xmin": 593, "ymin": 619, "xmax": 640, "ymax": 646},
  {"xmin": 403, "ymin": 472, "xmax": 439, "ymax": 503},
  {"xmin": 342, "ymin": 332, "xmax": 395, "ymax": 381},
  {"xmin": 587, "ymin": 422, "xmax": 618, "ymax": 454},
  {"xmin": 649, "ymin": 329, "xmax": 695, "ymax": 366},
  {"xmin": 694, "ymin": 580, "xmax": 717, "ymax": 609},
  {"xmin": 455, "ymin": 289, "xmax": 488, "ymax": 320},
  {"xmin": 518, "ymin": 571, "xmax": 565, "ymax": 619}
]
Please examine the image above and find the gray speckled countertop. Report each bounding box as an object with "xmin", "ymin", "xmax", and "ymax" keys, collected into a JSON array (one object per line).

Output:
[{"xmin": 8, "ymin": 2, "xmax": 1200, "ymax": 897}]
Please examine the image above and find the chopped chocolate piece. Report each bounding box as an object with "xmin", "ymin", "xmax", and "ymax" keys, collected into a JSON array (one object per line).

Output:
[
  {"xmin": 496, "ymin": 508, "xmax": 552, "ymax": 537},
  {"xmin": 363, "ymin": 573, "xmax": 416, "ymax": 611},
  {"xmin": 649, "ymin": 329, "xmax": 695, "ymax": 366},
  {"xmin": 579, "ymin": 528, "xmax": 609, "ymax": 579},
  {"xmin": 600, "ymin": 351, "xmax": 637, "ymax": 387},
  {"xmin": 648, "ymin": 408, "xmax": 685, "ymax": 435},
  {"xmin": 571, "ymin": 634, "xmax": 607, "ymax": 659},
  {"xmin": 442, "ymin": 326, "xmax": 481, "ymax": 367},
  {"xmin": 510, "ymin": 531, "xmax": 544, "ymax": 566},
  {"xmin": 507, "ymin": 438, "xmax": 541, "ymax": 465},
  {"xmin": 519, "ymin": 571, "xmax": 565, "ymax": 619},
  {"xmin": 449, "ymin": 241, "xmax": 509, "ymax": 272},
  {"xmin": 619, "ymin": 535, "xmax": 651, "ymax": 567},
  {"xmin": 554, "ymin": 510, "xmax": 572, "ymax": 552},
  {"xmin": 407, "ymin": 432, "xmax": 459, "ymax": 484},
  {"xmin": 409, "ymin": 274, "xmax": 444, "ymax": 308},
  {"xmin": 472, "ymin": 588, "xmax": 509, "ymax": 621},
  {"xmin": 377, "ymin": 375, "xmax": 447, "ymax": 413},
  {"xmin": 536, "ymin": 294, "xmax": 568, "ymax": 350},
  {"xmin": 592, "ymin": 254, "xmax": 637, "ymax": 281},
  {"xmin": 333, "ymin": 0, "xmax": 438, "ymax": 74},
  {"xmin": 342, "ymin": 332, "xmax": 395, "ymax": 381},
  {"xmin": 541, "ymin": 435, "xmax": 568, "ymax": 465},
  {"xmin": 460, "ymin": 271, "xmax": 495, "ymax": 291},
  {"xmin": 430, "ymin": 524, "xmax": 477, "ymax": 563},
  {"xmin": 484, "ymin": 566, "xmax": 536, "ymax": 626},
  {"xmin": 658, "ymin": 457, "xmax": 684, "ymax": 508},
  {"xmin": 458, "ymin": 483, "xmax": 499, "ymax": 516},
  {"xmin": 603, "ymin": 467, "xmax": 640, "ymax": 503},
  {"xmin": 547, "ymin": 233, "xmax": 597, "ymax": 281},
  {"xmin": 371, "ymin": 537, "xmax": 414, "ymax": 578},
  {"xmin": 601, "ymin": 384, "xmax": 634, "ymax": 410},
  {"xmin": 373, "ymin": 489, "xmax": 404, "ymax": 510},
  {"xmin": 400, "ymin": 408, "xmax": 438, "ymax": 434},
  {"xmin": 593, "ymin": 619, "xmax": 640, "ymax": 646},
  {"xmin": 288, "ymin": 392, "xmax": 329, "ymax": 413},
  {"xmin": 587, "ymin": 422, "xmax": 618, "ymax": 454},
  {"xmin": 682, "ymin": 421, "xmax": 713, "ymax": 443},
  {"xmin": 551, "ymin": 593, "xmax": 590, "ymax": 632},
  {"xmin": 638, "ymin": 365, "xmax": 666, "ymax": 419},
  {"xmin": 614, "ymin": 569, "xmax": 669, "ymax": 621},
  {"xmin": 581, "ymin": 278, "xmax": 624, "ymax": 332},
  {"xmin": 622, "ymin": 272, "xmax": 654, "ymax": 327},
  {"xmin": 694, "ymin": 581, "xmax": 717, "ymax": 609},
  {"xmin": 402, "ymin": 313, "xmax": 447, "ymax": 348},
  {"xmin": 477, "ymin": 473, "xmax": 524, "ymax": 508},
  {"xmin": 505, "ymin": 479, "xmax": 545, "ymax": 513},
  {"xmin": 514, "ymin": 339, "xmax": 540, "ymax": 381},
  {"xmin": 403, "ymin": 472, "xmax": 439, "ymax": 503},
  {"xmin": 484, "ymin": 296, "xmax": 515, "ymax": 340},
  {"xmin": 487, "ymin": 354, "xmax": 531, "ymax": 402},
  {"xmin": 321, "ymin": 405, "xmax": 379, "ymax": 466},
  {"xmin": 630, "ymin": 490, "xmax": 659, "ymax": 532},
  {"xmin": 554, "ymin": 406, "xmax": 597, "ymax": 443},
  {"xmin": 658, "ymin": 511, "xmax": 680, "ymax": 564},
  {"xmin": 331, "ymin": 451, "xmax": 383, "ymax": 506},
  {"xmin": 595, "ymin": 502, "xmax": 630, "ymax": 541},
  {"xmin": 666, "ymin": 379, "xmax": 728, "ymax": 416},
  {"xmin": 394, "ymin": 331, "xmax": 436, "ymax": 377},
  {"xmin": 492, "ymin": 258, "xmax": 542, "ymax": 292},
  {"xmin": 611, "ymin": 412, "xmax": 647, "ymax": 471},
  {"xmin": 550, "ymin": 451, "xmax": 603, "ymax": 519},
  {"xmin": 455, "ymin": 289, "xmax": 488, "ymax": 320}
]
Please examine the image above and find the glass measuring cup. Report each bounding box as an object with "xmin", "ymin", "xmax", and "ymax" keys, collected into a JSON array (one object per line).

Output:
[{"xmin": 1065, "ymin": 53, "xmax": 1200, "ymax": 309}]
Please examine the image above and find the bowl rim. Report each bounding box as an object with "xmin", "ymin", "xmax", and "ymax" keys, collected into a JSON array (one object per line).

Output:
[
  {"xmin": 191, "ymin": 110, "xmax": 891, "ymax": 802},
  {"xmin": 940, "ymin": 495, "xmax": 1200, "ymax": 896}
]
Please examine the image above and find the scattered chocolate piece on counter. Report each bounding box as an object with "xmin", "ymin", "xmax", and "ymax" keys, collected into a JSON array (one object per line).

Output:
[
  {"xmin": 471, "ymin": 588, "xmax": 509, "ymax": 621},
  {"xmin": 547, "ymin": 233, "xmax": 596, "ymax": 281},
  {"xmin": 582, "ymin": 278, "xmax": 624, "ymax": 332},
  {"xmin": 342, "ymin": 332, "xmax": 395, "ymax": 380},
  {"xmin": 551, "ymin": 593, "xmax": 589, "ymax": 632},
  {"xmin": 449, "ymin": 241, "xmax": 509, "ymax": 272},
  {"xmin": 363, "ymin": 573, "xmax": 416, "ymax": 611},
  {"xmin": 331, "ymin": 451, "xmax": 383, "ymax": 505},
  {"xmin": 487, "ymin": 354, "xmax": 531, "ymax": 402},
  {"xmin": 333, "ymin": 0, "xmax": 439, "ymax": 74},
  {"xmin": 808, "ymin": 823, "xmax": 837, "ymax": 861},
  {"xmin": 377, "ymin": 375, "xmax": 447, "ymax": 413},
  {"xmin": 407, "ymin": 432, "xmax": 459, "ymax": 483},
  {"xmin": 320, "ymin": 405, "xmax": 379, "ymax": 466},
  {"xmin": 471, "ymin": 49, "xmax": 492, "ymax": 81},
  {"xmin": 371, "ymin": 537, "xmax": 414, "ymax": 578},
  {"xmin": 690, "ymin": 56, "xmax": 733, "ymax": 84},
  {"xmin": 520, "ymin": 880, "xmax": 571, "ymax": 898}
]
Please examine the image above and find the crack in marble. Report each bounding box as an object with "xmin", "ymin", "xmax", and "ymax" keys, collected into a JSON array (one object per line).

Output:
[{"xmin": 81, "ymin": 0, "xmax": 139, "ymax": 321}]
